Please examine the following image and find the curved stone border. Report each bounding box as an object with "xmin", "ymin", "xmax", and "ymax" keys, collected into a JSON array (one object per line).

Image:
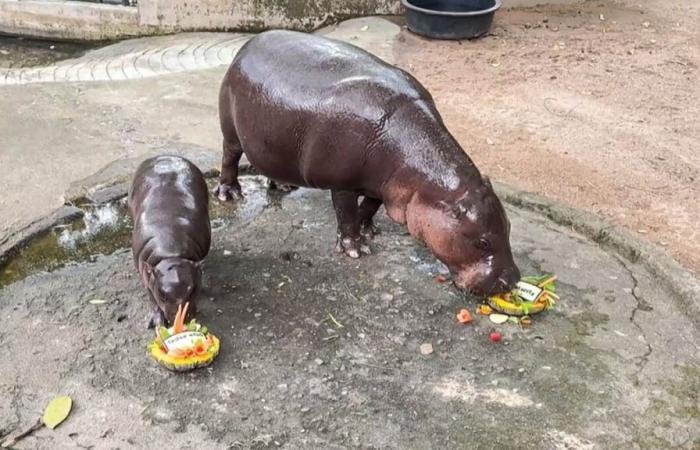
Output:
[
  {"xmin": 494, "ymin": 182, "xmax": 700, "ymax": 325},
  {"xmin": 0, "ymin": 33, "xmax": 251, "ymax": 85},
  {"xmin": 0, "ymin": 17, "xmax": 400, "ymax": 86}
]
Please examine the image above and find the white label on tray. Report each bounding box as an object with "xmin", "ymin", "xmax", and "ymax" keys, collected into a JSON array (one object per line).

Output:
[
  {"xmin": 164, "ymin": 331, "xmax": 206, "ymax": 353},
  {"xmin": 516, "ymin": 281, "xmax": 543, "ymax": 302}
]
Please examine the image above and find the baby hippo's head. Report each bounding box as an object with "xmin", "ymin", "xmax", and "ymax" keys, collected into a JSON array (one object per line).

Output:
[
  {"xmin": 145, "ymin": 258, "xmax": 201, "ymax": 326},
  {"xmin": 409, "ymin": 178, "xmax": 520, "ymax": 296}
]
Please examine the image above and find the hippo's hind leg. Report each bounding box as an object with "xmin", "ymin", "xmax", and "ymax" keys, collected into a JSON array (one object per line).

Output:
[
  {"xmin": 214, "ymin": 138, "xmax": 244, "ymax": 202},
  {"xmin": 358, "ymin": 197, "xmax": 382, "ymax": 238},
  {"xmin": 268, "ymin": 179, "xmax": 298, "ymax": 192},
  {"xmin": 331, "ymin": 190, "xmax": 372, "ymax": 258}
]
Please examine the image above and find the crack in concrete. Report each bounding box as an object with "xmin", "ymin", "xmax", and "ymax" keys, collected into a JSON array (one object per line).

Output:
[
  {"xmin": 3, "ymin": 379, "xmax": 29, "ymax": 442},
  {"xmin": 616, "ymin": 256, "xmax": 654, "ymax": 380}
]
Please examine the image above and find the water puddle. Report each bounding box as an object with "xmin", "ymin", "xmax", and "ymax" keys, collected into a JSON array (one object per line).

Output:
[
  {"xmin": 0, "ymin": 34, "xmax": 102, "ymax": 68},
  {"xmin": 0, "ymin": 200, "xmax": 132, "ymax": 289},
  {"xmin": 0, "ymin": 176, "xmax": 273, "ymax": 289}
]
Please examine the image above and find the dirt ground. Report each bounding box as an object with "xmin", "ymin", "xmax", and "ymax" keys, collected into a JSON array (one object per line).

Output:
[{"xmin": 393, "ymin": 0, "xmax": 700, "ymax": 274}]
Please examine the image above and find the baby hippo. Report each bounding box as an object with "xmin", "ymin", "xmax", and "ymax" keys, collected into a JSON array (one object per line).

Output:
[
  {"xmin": 129, "ymin": 155, "xmax": 211, "ymax": 328},
  {"xmin": 216, "ymin": 31, "xmax": 520, "ymax": 295}
]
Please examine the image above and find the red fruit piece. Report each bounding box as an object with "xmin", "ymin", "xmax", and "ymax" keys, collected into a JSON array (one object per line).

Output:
[
  {"xmin": 489, "ymin": 331, "xmax": 502, "ymax": 342},
  {"xmin": 434, "ymin": 274, "xmax": 448, "ymax": 283}
]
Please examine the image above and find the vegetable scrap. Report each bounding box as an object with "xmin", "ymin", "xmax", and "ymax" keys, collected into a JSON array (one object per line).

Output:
[
  {"xmin": 434, "ymin": 274, "xmax": 448, "ymax": 283},
  {"xmin": 489, "ymin": 331, "xmax": 502, "ymax": 342},
  {"xmin": 148, "ymin": 302, "xmax": 220, "ymax": 372},
  {"xmin": 489, "ymin": 313, "xmax": 509, "ymax": 324},
  {"xmin": 456, "ymin": 309, "xmax": 473, "ymax": 324},
  {"xmin": 327, "ymin": 312, "xmax": 344, "ymax": 329},
  {"xmin": 477, "ymin": 304, "xmax": 493, "ymax": 315},
  {"xmin": 488, "ymin": 274, "xmax": 559, "ymax": 316}
]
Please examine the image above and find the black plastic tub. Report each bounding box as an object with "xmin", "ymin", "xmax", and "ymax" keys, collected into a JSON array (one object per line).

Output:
[{"xmin": 401, "ymin": 0, "xmax": 502, "ymax": 40}]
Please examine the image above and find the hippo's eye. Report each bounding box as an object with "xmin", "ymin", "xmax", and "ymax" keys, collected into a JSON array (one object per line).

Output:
[{"xmin": 475, "ymin": 238, "xmax": 491, "ymax": 251}]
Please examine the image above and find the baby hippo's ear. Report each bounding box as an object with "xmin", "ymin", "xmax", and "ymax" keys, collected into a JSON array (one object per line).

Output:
[
  {"xmin": 141, "ymin": 261, "xmax": 155, "ymax": 288},
  {"xmin": 438, "ymin": 200, "xmax": 467, "ymax": 219}
]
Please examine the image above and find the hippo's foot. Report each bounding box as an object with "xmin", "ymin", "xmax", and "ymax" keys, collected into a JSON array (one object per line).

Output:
[
  {"xmin": 268, "ymin": 180, "xmax": 298, "ymax": 192},
  {"xmin": 335, "ymin": 234, "xmax": 372, "ymax": 258},
  {"xmin": 360, "ymin": 221, "xmax": 380, "ymax": 239},
  {"xmin": 146, "ymin": 308, "xmax": 167, "ymax": 329},
  {"xmin": 214, "ymin": 182, "xmax": 243, "ymax": 202}
]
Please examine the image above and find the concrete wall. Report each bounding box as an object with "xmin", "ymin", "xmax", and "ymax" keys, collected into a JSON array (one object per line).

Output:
[
  {"xmin": 0, "ymin": 0, "xmax": 148, "ymax": 40},
  {"xmin": 0, "ymin": 0, "xmax": 580, "ymax": 41},
  {"xmin": 0, "ymin": 0, "xmax": 401, "ymax": 40},
  {"xmin": 139, "ymin": 0, "xmax": 401, "ymax": 33}
]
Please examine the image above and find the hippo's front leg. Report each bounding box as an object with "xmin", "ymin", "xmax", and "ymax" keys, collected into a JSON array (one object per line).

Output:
[
  {"xmin": 145, "ymin": 291, "xmax": 167, "ymax": 329},
  {"xmin": 331, "ymin": 190, "xmax": 372, "ymax": 258}
]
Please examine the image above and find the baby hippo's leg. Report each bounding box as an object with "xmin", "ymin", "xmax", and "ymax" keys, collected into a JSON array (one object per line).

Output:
[
  {"xmin": 215, "ymin": 138, "xmax": 244, "ymax": 201},
  {"xmin": 358, "ymin": 197, "xmax": 382, "ymax": 238},
  {"xmin": 331, "ymin": 190, "xmax": 371, "ymax": 258},
  {"xmin": 146, "ymin": 292, "xmax": 167, "ymax": 329}
]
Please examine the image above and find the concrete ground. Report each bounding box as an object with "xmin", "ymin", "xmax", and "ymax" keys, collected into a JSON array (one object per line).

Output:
[
  {"xmin": 0, "ymin": 8, "xmax": 699, "ymax": 450},
  {"xmin": 0, "ymin": 177, "xmax": 698, "ymax": 449}
]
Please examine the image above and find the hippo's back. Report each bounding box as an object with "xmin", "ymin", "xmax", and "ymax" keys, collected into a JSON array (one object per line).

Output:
[
  {"xmin": 226, "ymin": 30, "xmax": 432, "ymax": 118},
  {"xmin": 129, "ymin": 155, "xmax": 211, "ymax": 262}
]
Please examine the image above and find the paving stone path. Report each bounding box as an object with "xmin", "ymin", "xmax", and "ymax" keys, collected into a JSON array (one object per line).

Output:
[{"xmin": 0, "ymin": 33, "xmax": 251, "ymax": 85}]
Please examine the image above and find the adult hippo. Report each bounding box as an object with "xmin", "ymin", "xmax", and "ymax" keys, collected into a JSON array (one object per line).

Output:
[{"xmin": 215, "ymin": 31, "xmax": 519, "ymax": 295}]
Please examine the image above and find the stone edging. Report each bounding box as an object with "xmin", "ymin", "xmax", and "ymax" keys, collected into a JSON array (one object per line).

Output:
[{"xmin": 494, "ymin": 182, "xmax": 700, "ymax": 323}]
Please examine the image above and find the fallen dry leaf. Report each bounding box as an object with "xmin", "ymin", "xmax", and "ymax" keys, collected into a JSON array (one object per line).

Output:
[{"xmin": 43, "ymin": 396, "xmax": 72, "ymax": 429}]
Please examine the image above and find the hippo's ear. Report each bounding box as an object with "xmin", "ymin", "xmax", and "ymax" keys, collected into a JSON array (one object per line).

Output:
[
  {"xmin": 452, "ymin": 202, "xmax": 467, "ymax": 218},
  {"xmin": 438, "ymin": 200, "xmax": 466, "ymax": 219}
]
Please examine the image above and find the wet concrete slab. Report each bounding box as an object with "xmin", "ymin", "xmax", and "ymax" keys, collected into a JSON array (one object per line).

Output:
[{"xmin": 0, "ymin": 176, "xmax": 697, "ymax": 449}]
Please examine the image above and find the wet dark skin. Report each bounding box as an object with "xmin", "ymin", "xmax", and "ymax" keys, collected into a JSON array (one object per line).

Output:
[
  {"xmin": 216, "ymin": 31, "xmax": 520, "ymax": 295},
  {"xmin": 129, "ymin": 156, "xmax": 211, "ymax": 328}
]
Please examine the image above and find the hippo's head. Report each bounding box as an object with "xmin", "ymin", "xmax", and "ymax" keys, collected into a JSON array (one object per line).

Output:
[
  {"xmin": 144, "ymin": 258, "xmax": 201, "ymax": 326},
  {"xmin": 408, "ymin": 177, "xmax": 520, "ymax": 296}
]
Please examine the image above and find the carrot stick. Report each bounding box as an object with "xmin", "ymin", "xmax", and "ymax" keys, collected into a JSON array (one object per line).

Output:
[
  {"xmin": 173, "ymin": 304, "xmax": 183, "ymax": 333},
  {"xmin": 178, "ymin": 302, "xmax": 190, "ymax": 332},
  {"xmin": 154, "ymin": 327, "xmax": 166, "ymax": 349}
]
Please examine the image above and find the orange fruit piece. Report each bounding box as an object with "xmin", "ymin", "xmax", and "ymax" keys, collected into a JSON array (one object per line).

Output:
[
  {"xmin": 434, "ymin": 274, "xmax": 448, "ymax": 283},
  {"xmin": 477, "ymin": 304, "xmax": 493, "ymax": 315},
  {"xmin": 457, "ymin": 309, "xmax": 473, "ymax": 324}
]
